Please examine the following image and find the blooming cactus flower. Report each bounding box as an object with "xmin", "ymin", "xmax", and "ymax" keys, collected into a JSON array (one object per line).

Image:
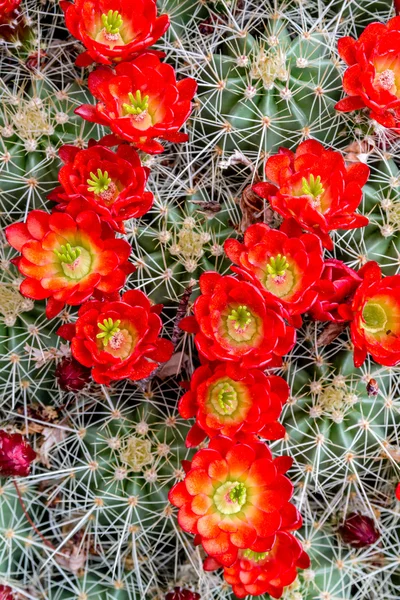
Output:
[
  {"xmin": 49, "ymin": 144, "xmax": 153, "ymax": 232},
  {"xmin": 180, "ymin": 273, "xmax": 296, "ymax": 369},
  {"xmin": 252, "ymin": 140, "xmax": 369, "ymax": 250},
  {"xmin": 57, "ymin": 290, "xmax": 173, "ymax": 384},
  {"xmin": 224, "ymin": 223, "xmax": 323, "ymax": 327},
  {"xmin": 75, "ymin": 52, "xmax": 197, "ymax": 154},
  {"xmin": 350, "ymin": 261, "xmax": 400, "ymax": 367},
  {"xmin": 5, "ymin": 210, "xmax": 134, "ymax": 319},
  {"xmin": 335, "ymin": 17, "xmax": 400, "ymax": 129},
  {"xmin": 204, "ymin": 531, "xmax": 310, "ymax": 599},
  {"xmin": 0, "ymin": 431, "xmax": 36, "ymax": 477},
  {"xmin": 61, "ymin": 0, "xmax": 169, "ymax": 66},
  {"xmin": 168, "ymin": 435, "xmax": 302, "ymax": 566},
  {"xmin": 310, "ymin": 259, "xmax": 362, "ymax": 322},
  {"xmin": 179, "ymin": 363, "xmax": 289, "ymax": 447},
  {"xmin": 338, "ymin": 513, "xmax": 380, "ymax": 548}
]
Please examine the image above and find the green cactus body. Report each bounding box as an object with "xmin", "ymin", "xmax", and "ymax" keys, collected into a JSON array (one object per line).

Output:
[
  {"xmin": 334, "ymin": 158, "xmax": 400, "ymax": 274},
  {"xmin": 66, "ymin": 391, "xmax": 191, "ymax": 549},
  {"xmin": 0, "ymin": 482, "xmax": 31, "ymax": 574},
  {"xmin": 157, "ymin": 0, "xmax": 207, "ymax": 45},
  {"xmin": 279, "ymin": 350, "xmax": 394, "ymax": 486},
  {"xmin": 0, "ymin": 291, "xmax": 62, "ymax": 406},
  {"xmin": 0, "ymin": 79, "xmax": 100, "ymax": 218},
  {"xmin": 131, "ymin": 188, "xmax": 237, "ymax": 304},
  {"xmin": 193, "ymin": 25, "xmax": 343, "ymax": 157}
]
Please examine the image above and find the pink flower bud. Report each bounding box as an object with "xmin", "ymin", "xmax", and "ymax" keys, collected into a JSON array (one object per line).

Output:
[
  {"xmin": 338, "ymin": 513, "xmax": 380, "ymax": 548},
  {"xmin": 0, "ymin": 430, "xmax": 36, "ymax": 477},
  {"xmin": 165, "ymin": 589, "xmax": 200, "ymax": 600},
  {"xmin": 55, "ymin": 357, "xmax": 91, "ymax": 391}
]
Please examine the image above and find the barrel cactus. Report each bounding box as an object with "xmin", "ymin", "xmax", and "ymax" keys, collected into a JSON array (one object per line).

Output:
[{"xmin": 0, "ymin": 0, "xmax": 399, "ymax": 599}]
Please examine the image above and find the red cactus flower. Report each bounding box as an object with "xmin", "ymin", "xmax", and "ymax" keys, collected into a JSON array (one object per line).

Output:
[
  {"xmin": 75, "ymin": 52, "xmax": 197, "ymax": 154},
  {"xmin": 252, "ymin": 140, "xmax": 369, "ymax": 251},
  {"xmin": 350, "ymin": 261, "xmax": 400, "ymax": 367},
  {"xmin": 57, "ymin": 290, "xmax": 173, "ymax": 384},
  {"xmin": 0, "ymin": 431, "xmax": 36, "ymax": 477},
  {"xmin": 49, "ymin": 144, "xmax": 153, "ymax": 233},
  {"xmin": 179, "ymin": 363, "xmax": 289, "ymax": 447},
  {"xmin": 310, "ymin": 259, "xmax": 362, "ymax": 322},
  {"xmin": 204, "ymin": 531, "xmax": 310, "ymax": 599},
  {"xmin": 61, "ymin": 0, "xmax": 169, "ymax": 67},
  {"xmin": 396, "ymin": 483, "xmax": 400, "ymax": 501},
  {"xmin": 55, "ymin": 357, "xmax": 92, "ymax": 391},
  {"xmin": 224, "ymin": 223, "xmax": 323, "ymax": 327},
  {"xmin": 165, "ymin": 588, "xmax": 200, "ymax": 600},
  {"xmin": 0, "ymin": 0, "xmax": 20, "ymax": 24},
  {"xmin": 335, "ymin": 18, "xmax": 400, "ymax": 130},
  {"xmin": 168, "ymin": 435, "xmax": 302, "ymax": 566},
  {"xmin": 0, "ymin": 585, "xmax": 13, "ymax": 600},
  {"xmin": 180, "ymin": 273, "xmax": 296, "ymax": 370},
  {"xmin": 5, "ymin": 210, "xmax": 134, "ymax": 319},
  {"xmin": 338, "ymin": 513, "xmax": 380, "ymax": 548}
]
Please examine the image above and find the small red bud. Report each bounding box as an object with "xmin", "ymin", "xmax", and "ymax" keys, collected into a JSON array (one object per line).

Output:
[
  {"xmin": 366, "ymin": 378, "xmax": 379, "ymax": 396},
  {"xmin": 0, "ymin": 431, "xmax": 36, "ymax": 477},
  {"xmin": 55, "ymin": 357, "xmax": 91, "ymax": 391},
  {"xmin": 165, "ymin": 588, "xmax": 201, "ymax": 600},
  {"xmin": 338, "ymin": 513, "xmax": 380, "ymax": 548},
  {"xmin": 0, "ymin": 585, "xmax": 13, "ymax": 600}
]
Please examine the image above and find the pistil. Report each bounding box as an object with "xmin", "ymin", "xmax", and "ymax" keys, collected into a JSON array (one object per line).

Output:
[
  {"xmin": 97, "ymin": 318, "xmax": 122, "ymax": 347},
  {"xmin": 122, "ymin": 90, "xmax": 149, "ymax": 119}
]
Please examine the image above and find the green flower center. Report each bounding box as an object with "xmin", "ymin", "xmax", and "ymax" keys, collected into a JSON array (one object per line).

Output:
[
  {"xmin": 243, "ymin": 549, "xmax": 269, "ymax": 562},
  {"xmin": 362, "ymin": 302, "xmax": 388, "ymax": 334},
  {"xmin": 123, "ymin": 90, "xmax": 149, "ymax": 117},
  {"xmin": 55, "ymin": 244, "xmax": 91, "ymax": 280},
  {"xmin": 217, "ymin": 383, "xmax": 238, "ymax": 415},
  {"xmin": 97, "ymin": 318, "xmax": 122, "ymax": 347},
  {"xmin": 302, "ymin": 174, "xmax": 324, "ymax": 198},
  {"xmin": 54, "ymin": 243, "xmax": 81, "ymax": 264},
  {"xmin": 228, "ymin": 305, "xmax": 252, "ymax": 331},
  {"xmin": 87, "ymin": 169, "xmax": 112, "ymax": 195},
  {"xmin": 214, "ymin": 481, "xmax": 248, "ymax": 515},
  {"xmin": 229, "ymin": 482, "xmax": 246, "ymax": 505},
  {"xmin": 267, "ymin": 254, "xmax": 289, "ymax": 278},
  {"xmin": 101, "ymin": 10, "xmax": 123, "ymax": 35}
]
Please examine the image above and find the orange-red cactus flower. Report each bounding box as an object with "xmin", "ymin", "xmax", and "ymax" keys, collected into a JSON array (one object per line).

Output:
[
  {"xmin": 224, "ymin": 223, "xmax": 324, "ymax": 327},
  {"xmin": 57, "ymin": 290, "xmax": 173, "ymax": 384},
  {"xmin": 204, "ymin": 531, "xmax": 310, "ymax": 599},
  {"xmin": 179, "ymin": 362, "xmax": 289, "ymax": 447},
  {"xmin": 252, "ymin": 140, "xmax": 369, "ymax": 251},
  {"xmin": 335, "ymin": 17, "xmax": 400, "ymax": 130},
  {"xmin": 168, "ymin": 435, "xmax": 302, "ymax": 567},
  {"xmin": 350, "ymin": 261, "xmax": 400, "ymax": 367},
  {"xmin": 5, "ymin": 210, "xmax": 134, "ymax": 319},
  {"xmin": 75, "ymin": 52, "xmax": 197, "ymax": 154},
  {"xmin": 180, "ymin": 273, "xmax": 296, "ymax": 370},
  {"xmin": 49, "ymin": 143, "xmax": 153, "ymax": 232},
  {"xmin": 61, "ymin": 0, "xmax": 170, "ymax": 66}
]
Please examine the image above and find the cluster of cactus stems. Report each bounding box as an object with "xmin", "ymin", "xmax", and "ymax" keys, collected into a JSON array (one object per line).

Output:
[{"xmin": 0, "ymin": 0, "xmax": 400, "ymax": 599}]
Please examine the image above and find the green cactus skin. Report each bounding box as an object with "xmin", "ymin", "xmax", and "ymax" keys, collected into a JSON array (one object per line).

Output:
[{"xmin": 191, "ymin": 25, "xmax": 344, "ymax": 158}]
